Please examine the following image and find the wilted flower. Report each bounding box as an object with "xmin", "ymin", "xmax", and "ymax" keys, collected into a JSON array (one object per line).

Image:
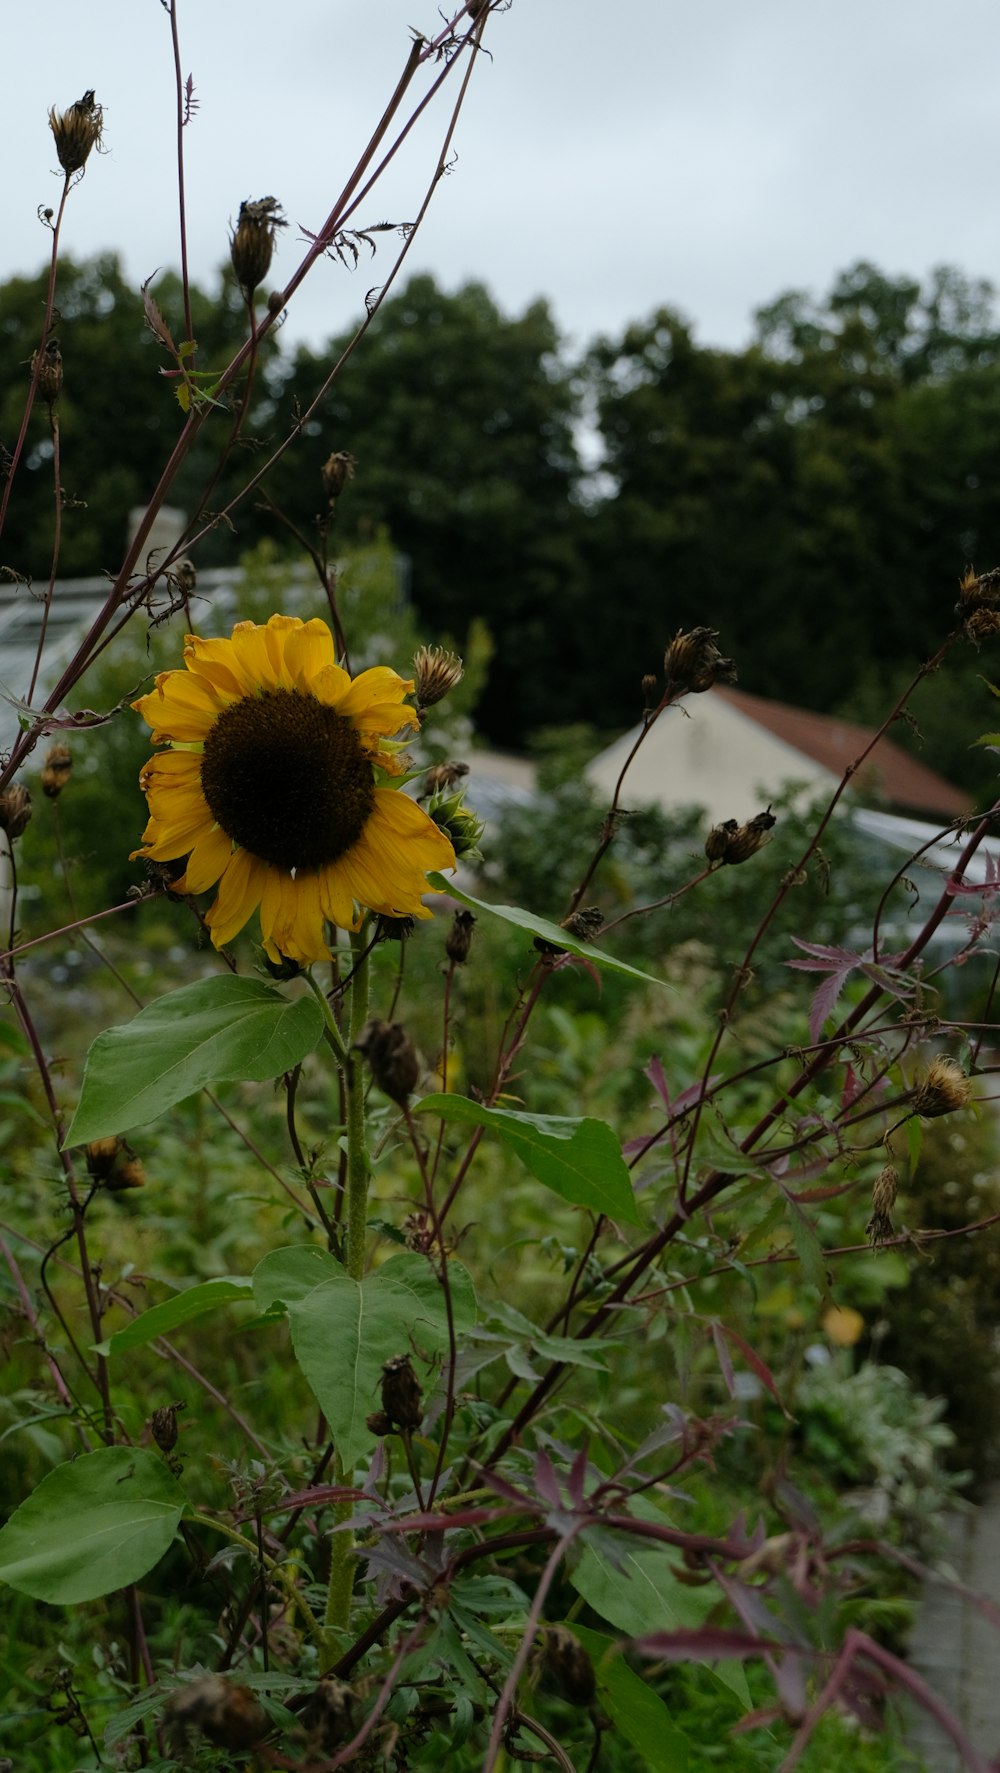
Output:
[
  {"xmin": 41, "ymin": 744, "xmax": 72, "ymax": 799},
  {"xmin": 321, "ymin": 451, "xmax": 355, "ymax": 506},
  {"xmin": 911, "ymin": 1056, "xmax": 972, "ymax": 1119},
  {"xmin": 0, "ymin": 785, "xmax": 32, "ymax": 840},
  {"xmin": 355, "ymin": 1018, "xmax": 421, "ymax": 1103},
  {"xmin": 413, "ymin": 646, "xmax": 464, "ymax": 711},
  {"xmin": 705, "ymin": 808, "xmax": 775, "ymax": 866},
  {"xmin": 49, "ymin": 90, "xmax": 103, "ymax": 176},
  {"xmin": 380, "ymin": 1353, "xmax": 423, "ymax": 1430},
  {"xmin": 445, "ymin": 907, "xmax": 476, "ymax": 964},
  {"xmin": 866, "ymin": 1162, "xmax": 899, "ymax": 1247},
  {"xmin": 230, "ymin": 197, "xmax": 286, "ymax": 297},
  {"xmin": 663, "ymin": 626, "xmax": 737, "ymax": 696},
  {"xmin": 32, "ymin": 337, "xmax": 63, "ymax": 404}
]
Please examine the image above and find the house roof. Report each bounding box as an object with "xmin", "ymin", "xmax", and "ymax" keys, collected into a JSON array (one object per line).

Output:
[{"xmin": 713, "ymin": 686, "xmax": 968, "ymax": 819}]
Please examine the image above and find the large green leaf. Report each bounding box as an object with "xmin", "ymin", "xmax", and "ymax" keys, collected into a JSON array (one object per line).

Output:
[
  {"xmin": 98, "ymin": 1277, "xmax": 254, "ymax": 1356},
  {"xmin": 0, "ymin": 1447, "xmax": 186, "ymax": 1603},
  {"xmin": 571, "ymin": 1526, "xmax": 751, "ymax": 1708},
  {"xmin": 417, "ymin": 1094, "xmax": 641, "ymax": 1225},
  {"xmin": 571, "ymin": 1625, "xmax": 689, "ymax": 1773},
  {"xmin": 64, "ymin": 976, "xmax": 325, "ymax": 1144},
  {"xmin": 253, "ymin": 1248, "xmax": 477, "ymax": 1468},
  {"xmin": 426, "ymin": 873, "xmax": 667, "ymax": 988}
]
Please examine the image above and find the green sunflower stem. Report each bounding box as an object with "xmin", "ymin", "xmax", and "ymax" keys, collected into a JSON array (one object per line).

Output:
[{"xmin": 324, "ymin": 925, "xmax": 373, "ymax": 1642}]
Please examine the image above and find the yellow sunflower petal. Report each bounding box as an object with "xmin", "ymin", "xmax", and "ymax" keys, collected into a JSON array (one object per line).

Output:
[
  {"xmin": 260, "ymin": 866, "xmax": 332, "ymax": 965},
  {"xmin": 280, "ymin": 618, "xmax": 336, "ymax": 690},
  {"xmin": 335, "ymin": 793, "xmax": 454, "ymax": 918},
  {"xmin": 368, "ymin": 788, "xmax": 457, "ymax": 870},
  {"xmin": 173, "ymin": 823, "xmax": 233, "ymax": 894},
  {"xmin": 227, "ymin": 619, "xmax": 292, "ymax": 691},
  {"xmin": 337, "ymin": 667, "xmax": 419, "ymax": 737},
  {"xmin": 205, "ymin": 849, "xmax": 268, "ymax": 947},
  {"xmin": 319, "ymin": 863, "xmax": 361, "ymax": 932},
  {"xmin": 182, "ymin": 636, "xmax": 247, "ymax": 700},
  {"xmin": 133, "ymin": 673, "xmax": 225, "ymax": 743},
  {"xmin": 310, "ymin": 661, "xmax": 354, "ymax": 709}
]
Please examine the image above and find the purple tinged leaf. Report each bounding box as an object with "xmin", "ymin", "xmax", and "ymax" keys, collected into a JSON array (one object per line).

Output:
[
  {"xmin": 645, "ymin": 1054, "xmax": 671, "ymax": 1107},
  {"xmin": 567, "ymin": 1441, "xmax": 590, "ymax": 1509},
  {"xmin": 710, "ymin": 1323, "xmax": 737, "ymax": 1399},
  {"xmin": 532, "ymin": 1449, "xmax": 563, "ymax": 1510},
  {"xmin": 715, "ymin": 1324, "xmax": 788, "ymax": 1414},
  {"xmin": 631, "ymin": 1627, "xmax": 774, "ymax": 1662}
]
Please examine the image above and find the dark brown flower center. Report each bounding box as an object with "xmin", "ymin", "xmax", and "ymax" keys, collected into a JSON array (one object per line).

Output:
[{"xmin": 200, "ymin": 687, "xmax": 375, "ymax": 870}]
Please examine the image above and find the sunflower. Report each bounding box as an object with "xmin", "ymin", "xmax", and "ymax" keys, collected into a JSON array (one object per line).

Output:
[{"xmin": 132, "ymin": 614, "xmax": 456, "ymax": 965}]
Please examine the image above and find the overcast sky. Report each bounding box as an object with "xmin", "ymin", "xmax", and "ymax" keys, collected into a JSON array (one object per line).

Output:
[{"xmin": 7, "ymin": 2, "xmax": 1000, "ymax": 359}]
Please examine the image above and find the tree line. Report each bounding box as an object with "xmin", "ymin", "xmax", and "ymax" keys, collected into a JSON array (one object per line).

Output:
[{"xmin": 5, "ymin": 253, "xmax": 1000, "ymax": 785}]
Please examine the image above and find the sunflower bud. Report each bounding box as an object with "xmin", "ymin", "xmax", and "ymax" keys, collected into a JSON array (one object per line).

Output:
[
  {"xmin": 445, "ymin": 907, "xmax": 476, "ymax": 965},
  {"xmin": 0, "ymin": 785, "xmax": 32, "ymax": 840},
  {"xmin": 663, "ymin": 626, "xmax": 737, "ymax": 696},
  {"xmin": 230, "ymin": 197, "xmax": 285, "ymax": 297},
  {"xmin": 32, "ymin": 337, "xmax": 63, "ymax": 404},
  {"xmin": 413, "ymin": 646, "xmax": 464, "ymax": 711},
  {"xmin": 49, "ymin": 90, "xmax": 103, "ymax": 176},
  {"xmin": 425, "ymin": 782, "xmax": 484, "ymax": 862},
  {"xmin": 866, "ymin": 1162, "xmax": 899, "ymax": 1248},
  {"xmin": 539, "ymin": 1626, "xmax": 596, "ymax": 1707},
  {"xmin": 355, "ymin": 1019, "xmax": 420, "ymax": 1104},
  {"xmin": 321, "ymin": 451, "xmax": 355, "ymax": 506},
  {"xmin": 911, "ymin": 1056, "xmax": 972, "ymax": 1119},
  {"xmin": 380, "ymin": 1353, "xmax": 423, "ymax": 1430},
  {"xmin": 40, "ymin": 744, "xmax": 72, "ymax": 799}
]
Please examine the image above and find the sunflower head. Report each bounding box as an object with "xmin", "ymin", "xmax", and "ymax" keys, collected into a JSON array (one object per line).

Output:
[{"xmin": 132, "ymin": 614, "xmax": 455, "ymax": 966}]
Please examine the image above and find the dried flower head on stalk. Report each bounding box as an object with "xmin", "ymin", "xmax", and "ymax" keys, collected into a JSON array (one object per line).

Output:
[
  {"xmin": 31, "ymin": 337, "xmax": 63, "ymax": 405},
  {"xmin": 0, "ymin": 784, "xmax": 32, "ymax": 840},
  {"xmin": 40, "ymin": 744, "xmax": 72, "ymax": 799},
  {"xmin": 911, "ymin": 1056, "xmax": 972, "ymax": 1118},
  {"xmin": 705, "ymin": 807, "xmax": 776, "ymax": 866},
  {"xmin": 49, "ymin": 90, "xmax": 103, "ymax": 176},
  {"xmin": 230, "ymin": 197, "xmax": 286, "ymax": 298},
  {"xmin": 663, "ymin": 626, "xmax": 737, "ymax": 696},
  {"xmin": 866, "ymin": 1163, "xmax": 899, "ymax": 1248},
  {"xmin": 413, "ymin": 645, "xmax": 464, "ymax": 711}
]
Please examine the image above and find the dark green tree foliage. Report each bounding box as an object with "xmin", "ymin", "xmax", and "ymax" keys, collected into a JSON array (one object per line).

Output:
[
  {"xmin": 583, "ymin": 264, "xmax": 1000, "ymax": 743},
  {"xmin": 0, "ymin": 254, "xmax": 266, "ymax": 576},
  {"xmin": 260, "ymin": 275, "xmax": 586, "ymax": 741}
]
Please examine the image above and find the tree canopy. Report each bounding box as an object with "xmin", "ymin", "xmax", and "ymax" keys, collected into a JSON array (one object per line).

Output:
[{"xmin": 6, "ymin": 254, "xmax": 1000, "ymax": 783}]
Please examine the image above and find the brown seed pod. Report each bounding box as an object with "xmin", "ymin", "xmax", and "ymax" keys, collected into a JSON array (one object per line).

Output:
[
  {"xmin": 355, "ymin": 1019, "xmax": 420, "ymax": 1104},
  {"xmin": 380, "ymin": 1353, "xmax": 423, "ymax": 1430},
  {"xmin": 32, "ymin": 337, "xmax": 63, "ymax": 404},
  {"xmin": 911, "ymin": 1056, "xmax": 972, "ymax": 1119},
  {"xmin": 445, "ymin": 908, "xmax": 476, "ymax": 965},
  {"xmin": 413, "ymin": 645, "xmax": 464, "ymax": 710},
  {"xmin": 230, "ymin": 196, "xmax": 286, "ymax": 297},
  {"xmin": 663, "ymin": 626, "xmax": 737, "ymax": 696},
  {"xmin": 49, "ymin": 90, "xmax": 103, "ymax": 175},
  {"xmin": 0, "ymin": 784, "xmax": 32, "ymax": 839},
  {"xmin": 165, "ymin": 1676, "xmax": 267, "ymax": 1750},
  {"xmin": 41, "ymin": 743, "xmax": 72, "ymax": 799}
]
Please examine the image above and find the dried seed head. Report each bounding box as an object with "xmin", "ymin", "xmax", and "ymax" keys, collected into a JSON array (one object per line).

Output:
[
  {"xmin": 663, "ymin": 626, "xmax": 737, "ymax": 696},
  {"xmin": 165, "ymin": 1676, "xmax": 267, "ymax": 1751},
  {"xmin": 366, "ymin": 1409, "xmax": 392, "ymax": 1436},
  {"xmin": 706, "ymin": 808, "xmax": 775, "ymax": 866},
  {"xmin": 957, "ymin": 566, "xmax": 1000, "ymax": 611},
  {"xmin": 963, "ymin": 606, "xmax": 1000, "ymax": 644},
  {"xmin": 641, "ymin": 672, "xmax": 659, "ymax": 709},
  {"xmin": 303, "ymin": 1676, "xmax": 356, "ymax": 1753},
  {"xmin": 911, "ymin": 1056, "xmax": 972, "ymax": 1119},
  {"xmin": 170, "ymin": 557, "xmax": 197, "ymax": 595},
  {"xmin": 413, "ymin": 645, "xmax": 464, "ymax": 710},
  {"xmin": 380, "ymin": 1353, "xmax": 423, "ymax": 1430},
  {"xmin": 355, "ymin": 1018, "xmax": 420, "ymax": 1103},
  {"xmin": 320, "ymin": 450, "xmax": 355, "ymax": 506},
  {"xmin": 49, "ymin": 90, "xmax": 103, "ymax": 176},
  {"xmin": 230, "ymin": 196, "xmax": 286, "ymax": 297},
  {"xmin": 0, "ymin": 784, "xmax": 32, "ymax": 840},
  {"xmin": 445, "ymin": 907, "xmax": 476, "ymax": 965},
  {"xmin": 866, "ymin": 1163, "xmax": 899, "ymax": 1248},
  {"xmin": 538, "ymin": 1626, "xmax": 596, "ymax": 1707},
  {"xmin": 41, "ymin": 743, "xmax": 72, "ymax": 799},
  {"xmin": 150, "ymin": 1401, "xmax": 185, "ymax": 1454},
  {"xmin": 422, "ymin": 760, "xmax": 470, "ymax": 797},
  {"xmin": 562, "ymin": 905, "xmax": 605, "ymax": 943},
  {"xmin": 85, "ymin": 1135, "xmax": 146, "ymax": 1191},
  {"xmin": 32, "ymin": 337, "xmax": 63, "ymax": 404},
  {"xmin": 375, "ymin": 913, "xmax": 416, "ymax": 944}
]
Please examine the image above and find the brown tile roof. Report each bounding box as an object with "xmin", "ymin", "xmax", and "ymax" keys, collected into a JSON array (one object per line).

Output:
[{"xmin": 713, "ymin": 685, "xmax": 969, "ymax": 819}]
